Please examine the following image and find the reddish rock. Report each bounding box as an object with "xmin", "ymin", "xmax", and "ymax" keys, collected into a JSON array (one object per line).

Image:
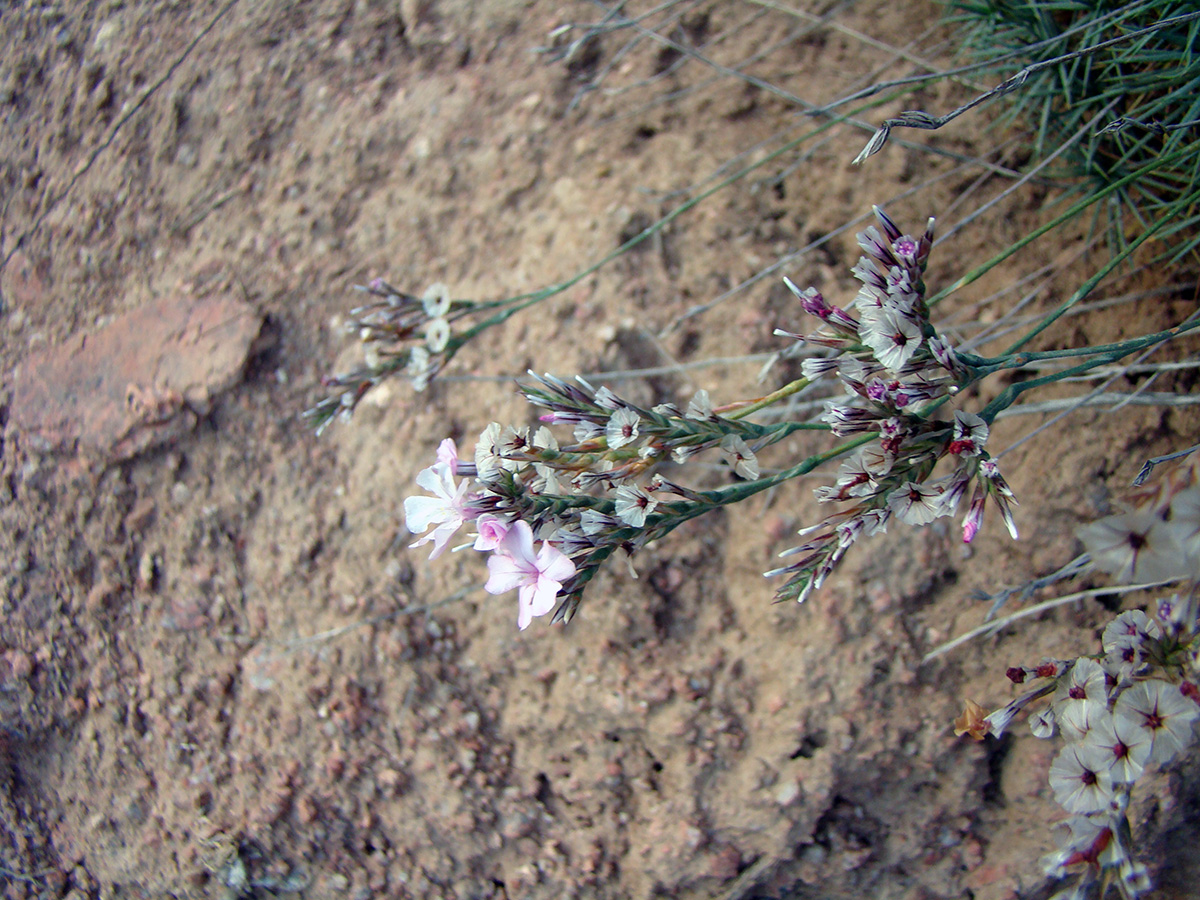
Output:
[{"xmin": 9, "ymin": 293, "xmax": 261, "ymax": 463}]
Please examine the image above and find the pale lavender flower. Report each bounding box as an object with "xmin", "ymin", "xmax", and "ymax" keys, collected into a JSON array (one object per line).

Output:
[
  {"xmin": 1078, "ymin": 510, "xmax": 1185, "ymax": 585},
  {"xmin": 800, "ymin": 357, "xmax": 842, "ymax": 381},
  {"xmin": 1101, "ymin": 610, "xmax": 1161, "ymax": 677},
  {"xmin": 485, "ymin": 520, "xmax": 577, "ymax": 631},
  {"xmin": 1165, "ymin": 485, "xmax": 1200, "ymax": 564},
  {"xmin": 1054, "ymin": 658, "xmax": 1109, "ymax": 708},
  {"xmin": 822, "ymin": 404, "xmax": 880, "ymax": 436},
  {"xmin": 935, "ymin": 466, "xmax": 972, "ymax": 517},
  {"xmin": 851, "ymin": 255, "xmax": 887, "ymax": 290},
  {"xmin": 1049, "ymin": 743, "xmax": 1115, "ymax": 814},
  {"xmin": 1086, "ymin": 713, "xmax": 1151, "ymax": 784},
  {"xmin": 1102, "ymin": 610, "xmax": 1161, "ymax": 654},
  {"xmin": 927, "ymin": 335, "xmax": 964, "ymax": 379},
  {"xmin": 580, "ymin": 508, "xmax": 620, "ymax": 536},
  {"xmin": 983, "ymin": 699, "xmax": 1022, "ymax": 738},
  {"xmin": 856, "ymin": 225, "xmax": 892, "ymax": 262},
  {"xmin": 1113, "ymin": 679, "xmax": 1199, "ymax": 764}
]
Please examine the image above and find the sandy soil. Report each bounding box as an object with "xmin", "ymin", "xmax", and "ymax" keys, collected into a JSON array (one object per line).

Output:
[{"xmin": 1, "ymin": 1, "xmax": 1198, "ymax": 898}]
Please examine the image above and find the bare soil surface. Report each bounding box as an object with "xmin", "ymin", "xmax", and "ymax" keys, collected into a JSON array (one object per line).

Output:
[{"xmin": 1, "ymin": 2, "xmax": 1198, "ymax": 899}]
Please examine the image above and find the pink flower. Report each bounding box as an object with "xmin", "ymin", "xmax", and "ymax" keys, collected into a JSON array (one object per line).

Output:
[
  {"xmin": 485, "ymin": 520, "xmax": 576, "ymax": 631},
  {"xmin": 403, "ymin": 462, "xmax": 471, "ymax": 559},
  {"xmin": 472, "ymin": 514, "xmax": 510, "ymax": 551},
  {"xmin": 436, "ymin": 438, "xmax": 460, "ymax": 470}
]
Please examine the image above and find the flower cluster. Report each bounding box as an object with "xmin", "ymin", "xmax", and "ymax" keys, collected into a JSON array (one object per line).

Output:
[
  {"xmin": 306, "ymin": 281, "xmax": 464, "ymax": 433},
  {"xmin": 767, "ymin": 206, "xmax": 1017, "ymax": 603},
  {"xmin": 959, "ymin": 453, "xmax": 1200, "ymax": 899},
  {"xmin": 401, "ymin": 207, "xmax": 1031, "ymax": 626},
  {"xmin": 402, "ymin": 388, "xmax": 771, "ymax": 628}
]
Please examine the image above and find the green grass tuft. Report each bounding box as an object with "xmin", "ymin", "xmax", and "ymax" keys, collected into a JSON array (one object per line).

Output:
[{"xmin": 947, "ymin": 0, "xmax": 1200, "ymax": 262}]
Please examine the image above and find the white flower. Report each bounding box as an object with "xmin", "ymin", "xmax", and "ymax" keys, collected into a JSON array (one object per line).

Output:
[
  {"xmin": 1101, "ymin": 610, "xmax": 1162, "ymax": 677},
  {"xmin": 407, "ymin": 344, "xmax": 433, "ymax": 391},
  {"xmin": 1058, "ymin": 697, "xmax": 1105, "ymax": 743},
  {"xmin": 1085, "ymin": 713, "xmax": 1151, "ymax": 784},
  {"xmin": 403, "ymin": 462, "xmax": 471, "ymax": 560},
  {"xmin": 1029, "ymin": 706, "xmax": 1057, "ymax": 739},
  {"xmin": 1042, "ymin": 815, "xmax": 1119, "ymax": 877},
  {"xmin": 949, "ymin": 410, "xmax": 988, "ymax": 457},
  {"xmin": 573, "ymin": 420, "xmax": 603, "ymax": 443},
  {"xmin": 613, "ymin": 485, "xmax": 658, "ymax": 527},
  {"xmin": 1113, "ymin": 679, "xmax": 1199, "ymax": 764},
  {"xmin": 1165, "ymin": 485, "xmax": 1200, "ymax": 568},
  {"xmin": 475, "ymin": 423, "xmax": 506, "ymax": 481},
  {"xmin": 533, "ymin": 425, "xmax": 558, "ymax": 451},
  {"xmin": 720, "ymin": 434, "xmax": 760, "ymax": 480},
  {"xmin": 605, "ymin": 408, "xmax": 641, "ymax": 450},
  {"xmin": 859, "ymin": 307, "xmax": 922, "ymax": 372},
  {"xmin": 686, "ymin": 389, "xmax": 714, "ymax": 419},
  {"xmin": 424, "ymin": 317, "xmax": 450, "ymax": 353},
  {"xmin": 1049, "ymin": 743, "xmax": 1115, "ymax": 814},
  {"xmin": 886, "ymin": 481, "xmax": 945, "ymax": 525},
  {"xmin": 474, "ymin": 423, "xmax": 526, "ymax": 481},
  {"xmin": 1119, "ymin": 860, "xmax": 1153, "ymax": 898},
  {"xmin": 1054, "ymin": 658, "xmax": 1109, "ymax": 708},
  {"xmin": 1077, "ymin": 510, "xmax": 1187, "ymax": 584},
  {"xmin": 421, "ymin": 282, "xmax": 452, "ymax": 318}
]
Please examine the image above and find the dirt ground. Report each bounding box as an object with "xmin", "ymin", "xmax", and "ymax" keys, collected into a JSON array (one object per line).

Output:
[{"xmin": 1, "ymin": 1, "xmax": 1198, "ymax": 898}]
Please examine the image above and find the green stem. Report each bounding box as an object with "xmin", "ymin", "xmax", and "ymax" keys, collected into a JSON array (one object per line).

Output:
[
  {"xmin": 727, "ymin": 376, "xmax": 813, "ymax": 420},
  {"xmin": 973, "ymin": 318, "xmax": 1200, "ymax": 372},
  {"xmin": 979, "ymin": 318, "xmax": 1200, "ymax": 421}
]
